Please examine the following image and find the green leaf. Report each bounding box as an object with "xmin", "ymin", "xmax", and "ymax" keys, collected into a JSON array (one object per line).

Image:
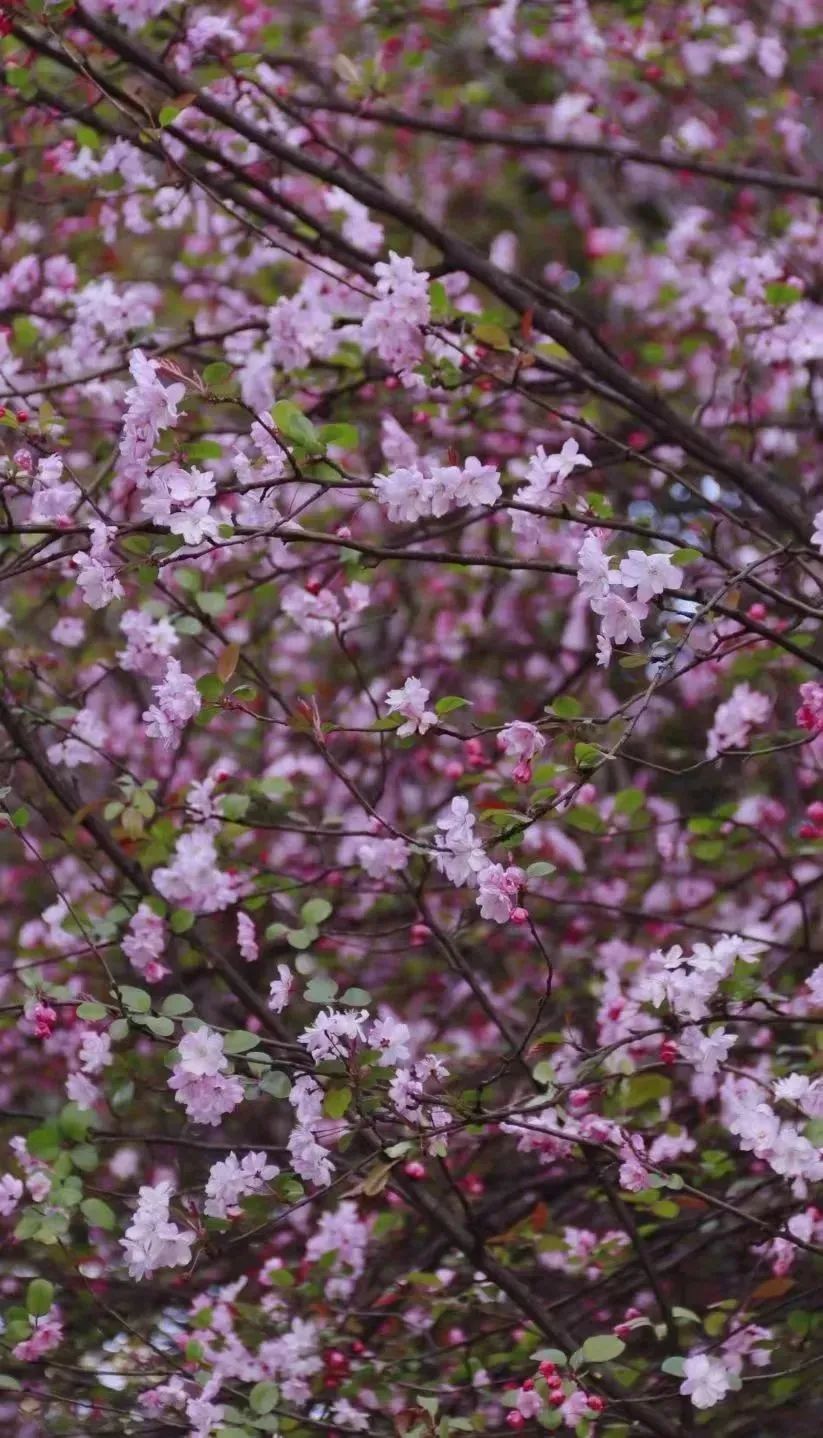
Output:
[
  {"xmin": 340, "ymin": 986, "xmax": 371, "ymax": 1006},
  {"xmin": 70, "ymin": 1144, "xmax": 99, "ymax": 1171},
  {"xmin": 324, "ymin": 1085, "xmax": 352, "ymax": 1118},
  {"xmin": 670, "ymin": 547, "xmax": 701, "ymax": 565},
  {"xmin": 161, "ymin": 993, "xmax": 194, "ymax": 1016},
  {"xmin": 304, "ymin": 978, "xmax": 338, "ymax": 1004},
  {"xmin": 301, "ymin": 897, "xmax": 332, "ymax": 925},
  {"xmin": 170, "ymin": 908, "xmax": 196, "ymax": 934},
  {"xmin": 764, "ymin": 281, "xmax": 802, "ymax": 307},
  {"xmin": 203, "ymin": 361, "xmax": 233, "ymax": 386},
  {"xmin": 565, "ymin": 804, "xmax": 604, "ymax": 833},
  {"xmin": 526, "ymin": 861, "xmax": 556, "ymax": 878},
  {"xmin": 622, "ymin": 1073, "xmax": 671, "ymax": 1109},
  {"xmin": 574, "ymin": 742, "xmax": 600, "ymax": 769},
  {"xmin": 550, "ymin": 696, "xmax": 582, "ymax": 719},
  {"xmin": 221, "ymin": 793, "xmax": 250, "ymax": 821},
  {"xmin": 260, "ymin": 1070, "xmax": 291, "ymax": 1099},
  {"xmin": 59, "ymin": 1104, "xmax": 92, "ymax": 1141},
  {"xmin": 318, "ymin": 422, "xmax": 358, "ymax": 448},
  {"xmin": 581, "ymin": 1334, "xmax": 625, "ymax": 1363},
  {"xmin": 197, "ymin": 590, "xmax": 228, "ymax": 617},
  {"xmin": 81, "ymin": 1197, "xmax": 116, "ymax": 1230},
  {"xmin": 143, "ymin": 1015, "xmax": 175, "ymax": 1037},
  {"xmin": 287, "ymin": 926, "xmax": 316, "ymax": 950},
  {"xmin": 533, "ymin": 1349, "xmax": 567, "ymax": 1367},
  {"xmin": 27, "ymin": 1278, "xmax": 54, "ymax": 1317},
  {"xmin": 76, "ymin": 1001, "xmax": 107, "ymax": 1020},
  {"xmin": 429, "ymin": 279, "xmax": 451, "ymax": 319},
  {"xmin": 272, "ymin": 400, "xmax": 323, "ymax": 452},
  {"xmin": 185, "ymin": 440, "xmax": 224, "ymax": 461},
  {"xmin": 249, "ymin": 1382, "xmax": 280, "ymax": 1415},
  {"xmin": 223, "ymin": 1029, "xmax": 261, "ymax": 1054},
  {"xmin": 661, "ymin": 1356, "xmax": 685, "ymax": 1377},
  {"xmin": 118, "ymin": 985, "xmax": 151, "ymax": 1014},
  {"xmin": 614, "ymin": 787, "xmax": 645, "ymax": 815},
  {"xmin": 474, "ymin": 321, "xmax": 511, "ymax": 351},
  {"xmin": 435, "ymin": 695, "xmax": 471, "ymax": 716}
]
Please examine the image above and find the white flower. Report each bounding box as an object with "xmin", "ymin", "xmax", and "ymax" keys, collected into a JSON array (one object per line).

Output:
[
  {"xmin": 680, "ymin": 1352, "xmax": 733, "ymax": 1410},
  {"xmin": 577, "ymin": 533, "xmax": 613, "ymax": 603},
  {"xmin": 618, "ymin": 549, "xmax": 683, "ymax": 604},
  {"xmin": 177, "ymin": 1027, "xmax": 226, "ymax": 1078},
  {"xmin": 384, "ymin": 676, "xmax": 437, "ymax": 737}
]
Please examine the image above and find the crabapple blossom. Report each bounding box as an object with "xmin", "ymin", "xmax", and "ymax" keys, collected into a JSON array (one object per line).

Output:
[
  {"xmin": 680, "ymin": 1352, "xmax": 734, "ymax": 1410},
  {"xmin": 383, "ymin": 676, "xmax": 437, "ymax": 736},
  {"xmin": 142, "ymin": 657, "xmax": 201, "ymax": 746}
]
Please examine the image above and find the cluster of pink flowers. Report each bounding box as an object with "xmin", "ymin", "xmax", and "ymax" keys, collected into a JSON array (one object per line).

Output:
[
  {"xmin": 168, "ymin": 1028, "xmax": 244, "ymax": 1126},
  {"xmin": 143, "ymin": 657, "xmax": 201, "ymax": 747},
  {"xmin": 121, "ymin": 1180, "xmax": 195, "ymax": 1280},
  {"xmin": 374, "ymin": 454, "xmax": 502, "ymax": 524},
  {"xmin": 576, "ymin": 533, "xmax": 683, "ymax": 665}
]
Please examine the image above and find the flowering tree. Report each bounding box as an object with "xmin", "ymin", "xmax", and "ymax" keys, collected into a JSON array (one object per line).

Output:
[{"xmin": 1, "ymin": 1, "xmax": 823, "ymax": 1434}]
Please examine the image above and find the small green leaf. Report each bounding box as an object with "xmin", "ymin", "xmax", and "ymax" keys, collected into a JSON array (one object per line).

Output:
[
  {"xmin": 565, "ymin": 804, "xmax": 604, "ymax": 833},
  {"xmin": 340, "ymin": 986, "xmax": 371, "ymax": 1006},
  {"xmin": 661, "ymin": 1356, "xmax": 686, "ymax": 1377},
  {"xmin": 144, "ymin": 1015, "xmax": 175, "ymax": 1037},
  {"xmin": 118, "ymin": 985, "xmax": 151, "ymax": 1013},
  {"xmin": 304, "ymin": 978, "xmax": 338, "ymax": 1004},
  {"xmin": 223, "ymin": 1029, "xmax": 261, "ymax": 1054},
  {"xmin": 764, "ymin": 281, "xmax": 802, "ymax": 307},
  {"xmin": 581, "ymin": 1334, "xmax": 625, "ymax": 1363},
  {"xmin": 670, "ymin": 547, "xmax": 701, "ymax": 565},
  {"xmin": 260, "ymin": 1070, "xmax": 291, "ymax": 1098},
  {"xmin": 81, "ymin": 1197, "xmax": 116, "ymax": 1230},
  {"xmin": 170, "ymin": 908, "xmax": 195, "ymax": 934},
  {"xmin": 185, "ymin": 440, "xmax": 223, "ymax": 461},
  {"xmin": 574, "ymin": 742, "xmax": 600, "ymax": 770},
  {"xmin": 435, "ymin": 695, "xmax": 471, "ymax": 716},
  {"xmin": 221, "ymin": 793, "xmax": 250, "ymax": 821},
  {"xmin": 161, "ymin": 993, "xmax": 194, "ymax": 1017},
  {"xmin": 287, "ymin": 926, "xmax": 316, "ymax": 950},
  {"xmin": 249, "ymin": 1381, "xmax": 280, "ymax": 1415},
  {"xmin": 324, "ymin": 1085, "xmax": 352, "ymax": 1118},
  {"xmin": 76, "ymin": 1001, "xmax": 108, "ymax": 1020},
  {"xmin": 550, "ymin": 696, "xmax": 582, "ymax": 719},
  {"xmin": 318, "ymin": 422, "xmax": 358, "ymax": 448},
  {"xmin": 27, "ymin": 1278, "xmax": 54, "ymax": 1317},
  {"xmin": 197, "ymin": 590, "xmax": 228, "ymax": 617},
  {"xmin": 614, "ymin": 787, "xmax": 645, "ymax": 815},
  {"xmin": 301, "ymin": 898, "xmax": 332, "ymax": 925},
  {"xmin": 474, "ymin": 321, "xmax": 511, "ymax": 351},
  {"xmin": 272, "ymin": 400, "xmax": 323, "ymax": 452},
  {"xmin": 203, "ymin": 361, "xmax": 233, "ymax": 386}
]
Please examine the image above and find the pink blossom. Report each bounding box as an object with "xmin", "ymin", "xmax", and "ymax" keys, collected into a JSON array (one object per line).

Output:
[
  {"xmin": 143, "ymin": 657, "xmax": 201, "ymax": 747},
  {"xmin": 237, "ymin": 911, "xmax": 259, "ymax": 963},
  {"xmin": 706, "ymin": 684, "xmax": 771, "ymax": 758},
  {"xmin": 268, "ymin": 963, "xmax": 296, "ymax": 1014},
  {"xmin": 476, "ymin": 862, "xmax": 525, "ymax": 923},
  {"xmin": 680, "ymin": 1352, "xmax": 734, "ymax": 1409},
  {"xmin": 384, "ymin": 676, "xmax": 437, "ymax": 737}
]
